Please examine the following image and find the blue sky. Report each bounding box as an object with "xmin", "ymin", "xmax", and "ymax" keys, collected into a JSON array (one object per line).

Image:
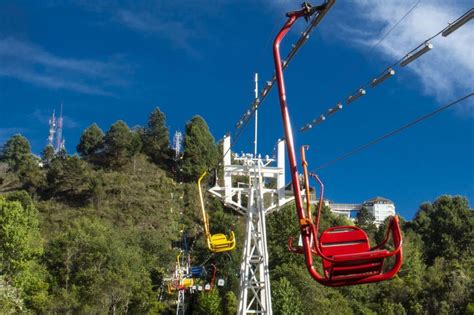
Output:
[{"xmin": 0, "ymin": 0, "xmax": 472, "ymax": 219}]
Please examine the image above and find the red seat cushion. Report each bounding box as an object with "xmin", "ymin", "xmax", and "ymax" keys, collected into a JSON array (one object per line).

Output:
[{"xmin": 319, "ymin": 226, "xmax": 388, "ymax": 280}]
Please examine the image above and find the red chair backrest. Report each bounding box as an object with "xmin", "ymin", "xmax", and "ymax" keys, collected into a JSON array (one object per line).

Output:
[{"xmin": 319, "ymin": 226, "xmax": 370, "ymax": 257}]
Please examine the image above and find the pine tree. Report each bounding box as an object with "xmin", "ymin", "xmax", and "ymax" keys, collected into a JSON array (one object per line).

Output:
[
  {"xmin": 77, "ymin": 124, "xmax": 105, "ymax": 164},
  {"xmin": 1, "ymin": 134, "xmax": 32, "ymax": 172},
  {"xmin": 41, "ymin": 145, "xmax": 55, "ymax": 166},
  {"xmin": 181, "ymin": 116, "xmax": 218, "ymax": 181},
  {"xmin": 46, "ymin": 156, "xmax": 93, "ymax": 203},
  {"xmin": 142, "ymin": 108, "xmax": 170, "ymax": 166},
  {"xmin": 103, "ymin": 121, "xmax": 142, "ymax": 169},
  {"xmin": 0, "ymin": 135, "xmax": 43, "ymax": 192}
]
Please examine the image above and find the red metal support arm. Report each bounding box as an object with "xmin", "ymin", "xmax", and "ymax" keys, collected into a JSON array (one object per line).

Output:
[
  {"xmin": 273, "ymin": 0, "xmax": 336, "ymax": 286},
  {"xmin": 274, "ymin": 1, "xmax": 404, "ymax": 286}
]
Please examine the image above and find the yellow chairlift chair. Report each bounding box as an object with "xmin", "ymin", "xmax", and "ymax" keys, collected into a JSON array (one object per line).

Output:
[
  {"xmin": 180, "ymin": 278, "xmax": 194, "ymax": 289},
  {"xmin": 176, "ymin": 252, "xmax": 195, "ymax": 290},
  {"xmin": 198, "ymin": 171, "xmax": 236, "ymax": 253}
]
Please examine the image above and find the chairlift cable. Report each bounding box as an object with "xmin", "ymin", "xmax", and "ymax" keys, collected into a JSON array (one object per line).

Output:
[
  {"xmin": 313, "ymin": 93, "xmax": 473, "ymax": 171},
  {"xmin": 232, "ymin": 6, "xmax": 331, "ymax": 132},
  {"xmin": 367, "ymin": 0, "xmax": 422, "ymax": 55},
  {"xmin": 300, "ymin": 7, "xmax": 473, "ymax": 132},
  {"xmin": 207, "ymin": 3, "xmax": 334, "ymax": 171}
]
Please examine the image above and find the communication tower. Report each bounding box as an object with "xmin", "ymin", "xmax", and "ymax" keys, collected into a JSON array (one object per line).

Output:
[{"xmin": 173, "ymin": 131, "xmax": 183, "ymax": 159}]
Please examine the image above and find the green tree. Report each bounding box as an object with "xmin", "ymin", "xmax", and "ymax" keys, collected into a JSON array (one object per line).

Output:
[
  {"xmin": 272, "ymin": 277, "xmax": 303, "ymax": 315},
  {"xmin": 412, "ymin": 195, "xmax": 473, "ymax": 263},
  {"xmin": 420, "ymin": 257, "xmax": 472, "ymax": 314},
  {"xmin": 318, "ymin": 203, "xmax": 354, "ymax": 231},
  {"xmin": 195, "ymin": 289, "xmax": 222, "ymax": 315},
  {"xmin": 355, "ymin": 206, "xmax": 377, "ymax": 241},
  {"xmin": 46, "ymin": 156, "xmax": 93, "ymax": 203},
  {"xmin": 41, "ymin": 145, "xmax": 55, "ymax": 166},
  {"xmin": 17, "ymin": 157, "xmax": 44, "ymax": 193},
  {"xmin": 0, "ymin": 134, "xmax": 32, "ymax": 172},
  {"xmin": 223, "ymin": 291, "xmax": 238, "ymax": 315},
  {"xmin": 0, "ymin": 196, "xmax": 42, "ymax": 275},
  {"xmin": 355, "ymin": 206, "xmax": 375, "ymax": 226},
  {"xmin": 45, "ymin": 217, "xmax": 155, "ymax": 313},
  {"xmin": 182, "ymin": 116, "xmax": 218, "ymax": 181},
  {"xmin": 13, "ymin": 260, "xmax": 50, "ymax": 312},
  {"xmin": 0, "ymin": 194, "xmax": 49, "ymax": 312},
  {"xmin": 0, "ymin": 275, "xmax": 24, "ymax": 313},
  {"xmin": 76, "ymin": 123, "xmax": 105, "ymax": 164},
  {"xmin": 103, "ymin": 121, "xmax": 142, "ymax": 169},
  {"xmin": 142, "ymin": 107, "xmax": 170, "ymax": 166},
  {"xmin": 0, "ymin": 135, "xmax": 43, "ymax": 191}
]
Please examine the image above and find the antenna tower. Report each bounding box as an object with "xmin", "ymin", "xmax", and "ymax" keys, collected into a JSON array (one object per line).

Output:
[
  {"xmin": 55, "ymin": 103, "xmax": 64, "ymax": 153},
  {"xmin": 173, "ymin": 131, "xmax": 183, "ymax": 158},
  {"xmin": 48, "ymin": 110, "xmax": 56, "ymax": 147}
]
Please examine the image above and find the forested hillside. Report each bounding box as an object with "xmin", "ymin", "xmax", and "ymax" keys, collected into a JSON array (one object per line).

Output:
[{"xmin": 0, "ymin": 107, "xmax": 472, "ymax": 314}]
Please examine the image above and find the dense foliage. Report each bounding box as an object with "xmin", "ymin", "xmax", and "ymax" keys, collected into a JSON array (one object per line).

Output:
[{"xmin": 0, "ymin": 107, "xmax": 472, "ymax": 314}]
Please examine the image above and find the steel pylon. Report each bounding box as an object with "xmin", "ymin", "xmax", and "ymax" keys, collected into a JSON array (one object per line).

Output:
[{"xmin": 209, "ymin": 136, "xmax": 293, "ymax": 315}]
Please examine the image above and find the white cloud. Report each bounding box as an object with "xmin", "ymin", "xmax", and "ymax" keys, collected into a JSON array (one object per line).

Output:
[
  {"xmin": 331, "ymin": 0, "xmax": 474, "ymax": 102},
  {"xmin": 61, "ymin": 1, "xmax": 204, "ymax": 55},
  {"xmin": 0, "ymin": 38, "xmax": 129, "ymax": 96},
  {"xmin": 116, "ymin": 10, "xmax": 195, "ymax": 53},
  {"xmin": 263, "ymin": 0, "xmax": 473, "ymax": 110}
]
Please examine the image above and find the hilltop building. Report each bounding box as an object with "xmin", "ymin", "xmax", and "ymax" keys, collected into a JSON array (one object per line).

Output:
[
  {"xmin": 325, "ymin": 197, "xmax": 396, "ymax": 226},
  {"xmin": 284, "ymin": 178, "xmax": 396, "ymax": 226}
]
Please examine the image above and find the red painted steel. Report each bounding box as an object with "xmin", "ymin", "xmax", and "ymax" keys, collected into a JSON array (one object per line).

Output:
[
  {"xmin": 210, "ymin": 264, "xmax": 217, "ymax": 290},
  {"xmin": 273, "ymin": 1, "xmax": 403, "ymax": 286}
]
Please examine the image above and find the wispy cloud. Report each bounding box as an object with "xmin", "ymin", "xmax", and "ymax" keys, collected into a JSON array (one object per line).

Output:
[
  {"xmin": 0, "ymin": 37, "xmax": 130, "ymax": 96},
  {"xmin": 329, "ymin": 0, "xmax": 474, "ymax": 102},
  {"xmin": 116, "ymin": 10, "xmax": 195, "ymax": 52},
  {"xmin": 63, "ymin": 1, "xmax": 209, "ymax": 56},
  {"xmin": 264, "ymin": 0, "xmax": 473, "ymax": 110}
]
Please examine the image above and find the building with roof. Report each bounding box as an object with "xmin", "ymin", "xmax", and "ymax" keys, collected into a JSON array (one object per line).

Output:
[
  {"xmin": 325, "ymin": 196, "xmax": 396, "ymax": 226},
  {"xmin": 284, "ymin": 179, "xmax": 395, "ymax": 226}
]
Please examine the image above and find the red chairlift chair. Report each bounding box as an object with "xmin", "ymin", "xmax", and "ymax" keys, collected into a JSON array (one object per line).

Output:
[
  {"xmin": 288, "ymin": 147, "xmax": 403, "ymax": 286},
  {"xmin": 273, "ymin": 1, "xmax": 403, "ymax": 286}
]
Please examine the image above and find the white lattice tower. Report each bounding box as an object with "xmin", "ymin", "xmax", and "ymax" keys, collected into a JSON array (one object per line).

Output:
[
  {"xmin": 173, "ymin": 131, "xmax": 183, "ymax": 159},
  {"xmin": 176, "ymin": 289, "xmax": 185, "ymax": 315},
  {"xmin": 209, "ymin": 135, "xmax": 293, "ymax": 315},
  {"xmin": 55, "ymin": 104, "xmax": 64, "ymax": 153},
  {"xmin": 48, "ymin": 110, "xmax": 56, "ymax": 147}
]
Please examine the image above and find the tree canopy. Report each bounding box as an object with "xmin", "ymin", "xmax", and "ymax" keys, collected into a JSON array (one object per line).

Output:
[
  {"xmin": 103, "ymin": 120, "xmax": 142, "ymax": 169},
  {"xmin": 1, "ymin": 134, "xmax": 32, "ymax": 171},
  {"xmin": 142, "ymin": 107, "xmax": 170, "ymax": 166},
  {"xmin": 411, "ymin": 195, "xmax": 473, "ymax": 263},
  {"xmin": 76, "ymin": 123, "xmax": 105, "ymax": 164},
  {"xmin": 182, "ymin": 115, "xmax": 219, "ymax": 181}
]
